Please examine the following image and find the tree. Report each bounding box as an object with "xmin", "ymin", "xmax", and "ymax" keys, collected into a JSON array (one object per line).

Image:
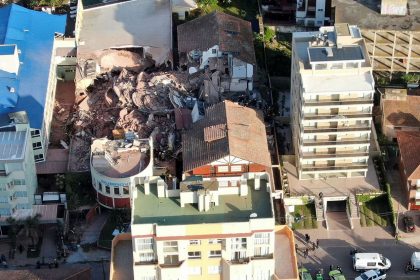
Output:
[
  {"xmin": 19, "ymin": 214, "xmax": 41, "ymax": 247},
  {"xmin": 6, "ymin": 217, "xmax": 19, "ymax": 248},
  {"xmin": 196, "ymin": 0, "xmax": 218, "ymax": 8}
]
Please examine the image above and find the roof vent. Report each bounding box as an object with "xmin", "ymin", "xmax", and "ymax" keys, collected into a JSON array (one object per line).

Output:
[{"xmin": 8, "ymin": 87, "xmax": 15, "ymax": 93}]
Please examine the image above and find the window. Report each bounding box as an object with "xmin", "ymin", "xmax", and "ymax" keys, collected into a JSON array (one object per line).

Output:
[
  {"xmin": 231, "ymin": 238, "xmax": 247, "ymax": 260},
  {"xmin": 98, "ymin": 183, "xmax": 103, "ymax": 192},
  {"xmin": 0, "ymin": 196, "xmax": 8, "ymax": 203},
  {"xmin": 32, "ymin": 142, "xmax": 42, "ymax": 150},
  {"xmin": 188, "ymin": 251, "xmax": 201, "ymax": 259},
  {"xmin": 139, "ymin": 252, "xmax": 155, "ymax": 262},
  {"xmin": 188, "ymin": 267, "xmax": 201, "ymax": 275},
  {"xmin": 105, "ymin": 186, "xmax": 110, "ymax": 194},
  {"xmin": 208, "ymin": 265, "xmax": 221, "ymax": 275},
  {"xmin": 209, "ymin": 239, "xmax": 223, "ymax": 244},
  {"xmin": 254, "ymin": 233, "xmax": 270, "ymax": 245},
  {"xmin": 217, "ymin": 165, "xmax": 229, "ymax": 172},
  {"xmin": 136, "ymin": 238, "xmax": 154, "ymax": 251},
  {"xmin": 212, "ymin": 49, "xmax": 217, "ymax": 54},
  {"xmin": 31, "ymin": 129, "xmax": 40, "ymax": 137},
  {"xmin": 123, "ymin": 186, "xmax": 129, "ymax": 195},
  {"xmin": 163, "ymin": 241, "xmax": 178, "ymax": 253},
  {"xmin": 14, "ymin": 191, "xmax": 27, "ymax": 198},
  {"xmin": 114, "ymin": 188, "xmax": 120, "ymax": 195},
  {"xmin": 189, "ymin": 240, "xmax": 200, "ymax": 245},
  {"xmin": 209, "ymin": 250, "xmax": 222, "ymax": 258},
  {"xmin": 230, "ymin": 165, "xmax": 242, "ymax": 172},
  {"xmin": 12, "ymin": 179, "xmax": 25, "ymax": 186},
  {"xmin": 254, "ymin": 246, "xmax": 270, "ymax": 256},
  {"xmin": 34, "ymin": 154, "xmax": 44, "ymax": 162},
  {"xmin": 317, "ymin": 9, "xmax": 323, "ymax": 11}
]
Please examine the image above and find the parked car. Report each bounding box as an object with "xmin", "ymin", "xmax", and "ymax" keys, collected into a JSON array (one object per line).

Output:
[
  {"xmin": 405, "ymin": 252, "xmax": 420, "ymax": 273},
  {"xmin": 403, "ymin": 216, "xmax": 415, "ymax": 232},
  {"xmin": 329, "ymin": 266, "xmax": 345, "ymax": 280},
  {"xmin": 352, "ymin": 253, "xmax": 391, "ymax": 272},
  {"xmin": 355, "ymin": 269, "xmax": 386, "ymax": 280}
]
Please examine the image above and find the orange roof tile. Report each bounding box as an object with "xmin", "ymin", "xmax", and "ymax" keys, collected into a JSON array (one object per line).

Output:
[{"xmin": 397, "ymin": 131, "xmax": 420, "ymax": 180}]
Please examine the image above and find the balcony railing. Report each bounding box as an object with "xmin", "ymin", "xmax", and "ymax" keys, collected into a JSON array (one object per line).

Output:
[
  {"xmin": 0, "ymin": 170, "xmax": 7, "ymax": 176},
  {"xmin": 304, "ymin": 99, "xmax": 373, "ymax": 106},
  {"xmin": 303, "ymin": 113, "xmax": 372, "ymax": 120},
  {"xmin": 303, "ymin": 126, "xmax": 371, "ymax": 133},
  {"xmin": 229, "ymin": 257, "xmax": 250, "ymax": 265},
  {"xmin": 301, "ymin": 152, "xmax": 369, "ymax": 159},
  {"xmin": 302, "ymin": 139, "xmax": 370, "ymax": 146},
  {"xmin": 301, "ymin": 164, "xmax": 368, "ymax": 172}
]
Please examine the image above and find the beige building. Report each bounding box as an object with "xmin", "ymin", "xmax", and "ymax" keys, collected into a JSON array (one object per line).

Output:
[
  {"xmin": 333, "ymin": 0, "xmax": 420, "ymax": 74},
  {"xmin": 291, "ymin": 23, "xmax": 375, "ymax": 180}
]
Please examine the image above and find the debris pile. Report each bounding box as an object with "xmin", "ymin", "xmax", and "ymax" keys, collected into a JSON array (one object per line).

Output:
[{"xmin": 68, "ymin": 69, "xmax": 192, "ymax": 172}]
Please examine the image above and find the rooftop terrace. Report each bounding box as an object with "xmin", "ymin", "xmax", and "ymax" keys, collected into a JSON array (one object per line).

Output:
[{"xmin": 133, "ymin": 180, "xmax": 273, "ymax": 225}]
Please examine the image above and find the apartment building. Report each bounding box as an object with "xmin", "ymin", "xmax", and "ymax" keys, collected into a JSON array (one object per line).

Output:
[
  {"xmin": 296, "ymin": 0, "xmax": 330, "ymax": 27},
  {"xmin": 128, "ymin": 101, "xmax": 298, "ymax": 280},
  {"xmin": 291, "ymin": 23, "xmax": 375, "ymax": 180},
  {"xmin": 0, "ymin": 4, "xmax": 67, "ymax": 163},
  {"xmin": 0, "ymin": 112, "xmax": 38, "ymax": 217}
]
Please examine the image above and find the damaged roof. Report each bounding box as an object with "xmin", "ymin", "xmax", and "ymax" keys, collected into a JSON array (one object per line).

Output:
[
  {"xmin": 182, "ymin": 100, "xmax": 271, "ymax": 172},
  {"xmin": 77, "ymin": 0, "xmax": 172, "ymax": 64},
  {"xmin": 177, "ymin": 11, "xmax": 256, "ymax": 65}
]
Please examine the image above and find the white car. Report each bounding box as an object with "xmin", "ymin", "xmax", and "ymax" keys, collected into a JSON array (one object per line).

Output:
[{"xmin": 355, "ymin": 269, "xmax": 386, "ymax": 280}]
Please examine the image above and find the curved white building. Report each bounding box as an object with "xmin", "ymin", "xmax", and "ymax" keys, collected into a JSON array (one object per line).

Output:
[{"xmin": 90, "ymin": 137, "xmax": 154, "ymax": 209}]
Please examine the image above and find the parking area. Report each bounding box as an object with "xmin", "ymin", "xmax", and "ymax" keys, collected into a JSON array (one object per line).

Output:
[{"xmin": 295, "ymin": 226, "xmax": 420, "ymax": 279}]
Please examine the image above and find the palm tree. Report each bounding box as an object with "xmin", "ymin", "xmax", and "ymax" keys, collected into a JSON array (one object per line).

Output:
[{"xmin": 19, "ymin": 214, "xmax": 41, "ymax": 247}]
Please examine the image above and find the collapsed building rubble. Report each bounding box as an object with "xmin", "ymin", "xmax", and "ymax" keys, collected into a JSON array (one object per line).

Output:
[{"xmin": 67, "ymin": 68, "xmax": 196, "ymax": 172}]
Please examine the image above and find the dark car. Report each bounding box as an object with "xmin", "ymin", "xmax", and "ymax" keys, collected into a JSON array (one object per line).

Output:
[{"xmin": 403, "ymin": 216, "xmax": 415, "ymax": 232}]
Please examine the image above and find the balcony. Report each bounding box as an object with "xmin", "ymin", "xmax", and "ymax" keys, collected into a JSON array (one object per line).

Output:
[
  {"xmin": 301, "ymin": 164, "xmax": 368, "ymax": 172},
  {"xmin": 303, "ymin": 126, "xmax": 371, "ymax": 133},
  {"xmin": 304, "ymin": 99, "xmax": 373, "ymax": 106},
  {"xmin": 302, "ymin": 139, "xmax": 370, "ymax": 146},
  {"xmin": 0, "ymin": 170, "xmax": 7, "ymax": 176},
  {"xmin": 228, "ymin": 257, "xmax": 250, "ymax": 265},
  {"xmin": 301, "ymin": 152, "xmax": 369, "ymax": 159},
  {"xmin": 303, "ymin": 113, "xmax": 372, "ymax": 120},
  {"xmin": 251, "ymin": 253, "xmax": 273, "ymax": 260}
]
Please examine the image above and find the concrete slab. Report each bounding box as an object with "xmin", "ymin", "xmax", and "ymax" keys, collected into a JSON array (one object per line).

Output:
[{"xmin": 285, "ymin": 157, "xmax": 380, "ymax": 197}]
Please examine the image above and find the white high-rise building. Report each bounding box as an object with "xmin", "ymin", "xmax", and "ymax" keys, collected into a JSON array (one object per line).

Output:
[{"xmin": 290, "ymin": 23, "xmax": 375, "ymax": 180}]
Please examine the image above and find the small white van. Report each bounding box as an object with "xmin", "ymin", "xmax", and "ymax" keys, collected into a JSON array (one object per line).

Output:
[
  {"xmin": 353, "ymin": 253, "xmax": 391, "ymax": 271},
  {"xmin": 408, "ymin": 252, "xmax": 420, "ymax": 271}
]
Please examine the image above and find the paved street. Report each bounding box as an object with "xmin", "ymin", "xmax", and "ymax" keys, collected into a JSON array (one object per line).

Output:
[{"xmin": 295, "ymin": 226, "xmax": 420, "ymax": 279}]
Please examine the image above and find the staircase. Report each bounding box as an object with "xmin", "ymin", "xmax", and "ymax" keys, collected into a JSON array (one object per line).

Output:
[
  {"xmin": 348, "ymin": 193, "xmax": 359, "ymax": 219},
  {"xmin": 314, "ymin": 197, "xmax": 325, "ymax": 222}
]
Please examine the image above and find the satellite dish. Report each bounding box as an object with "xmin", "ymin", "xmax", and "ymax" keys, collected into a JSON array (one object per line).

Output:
[{"xmin": 250, "ymin": 213, "xmax": 258, "ymax": 218}]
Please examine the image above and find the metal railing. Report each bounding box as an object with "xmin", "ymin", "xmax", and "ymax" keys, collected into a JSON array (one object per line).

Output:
[
  {"xmin": 303, "ymin": 126, "xmax": 371, "ymax": 133},
  {"xmin": 302, "ymin": 139, "xmax": 370, "ymax": 146},
  {"xmin": 301, "ymin": 164, "xmax": 368, "ymax": 172},
  {"xmin": 301, "ymin": 152, "xmax": 369, "ymax": 159}
]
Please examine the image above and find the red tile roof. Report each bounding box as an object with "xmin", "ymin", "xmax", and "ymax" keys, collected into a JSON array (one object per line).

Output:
[
  {"xmin": 397, "ymin": 131, "xmax": 420, "ymax": 180},
  {"xmin": 177, "ymin": 11, "xmax": 256, "ymax": 65},
  {"xmin": 383, "ymin": 95, "xmax": 420, "ymax": 128},
  {"xmin": 182, "ymin": 101, "xmax": 271, "ymax": 172}
]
